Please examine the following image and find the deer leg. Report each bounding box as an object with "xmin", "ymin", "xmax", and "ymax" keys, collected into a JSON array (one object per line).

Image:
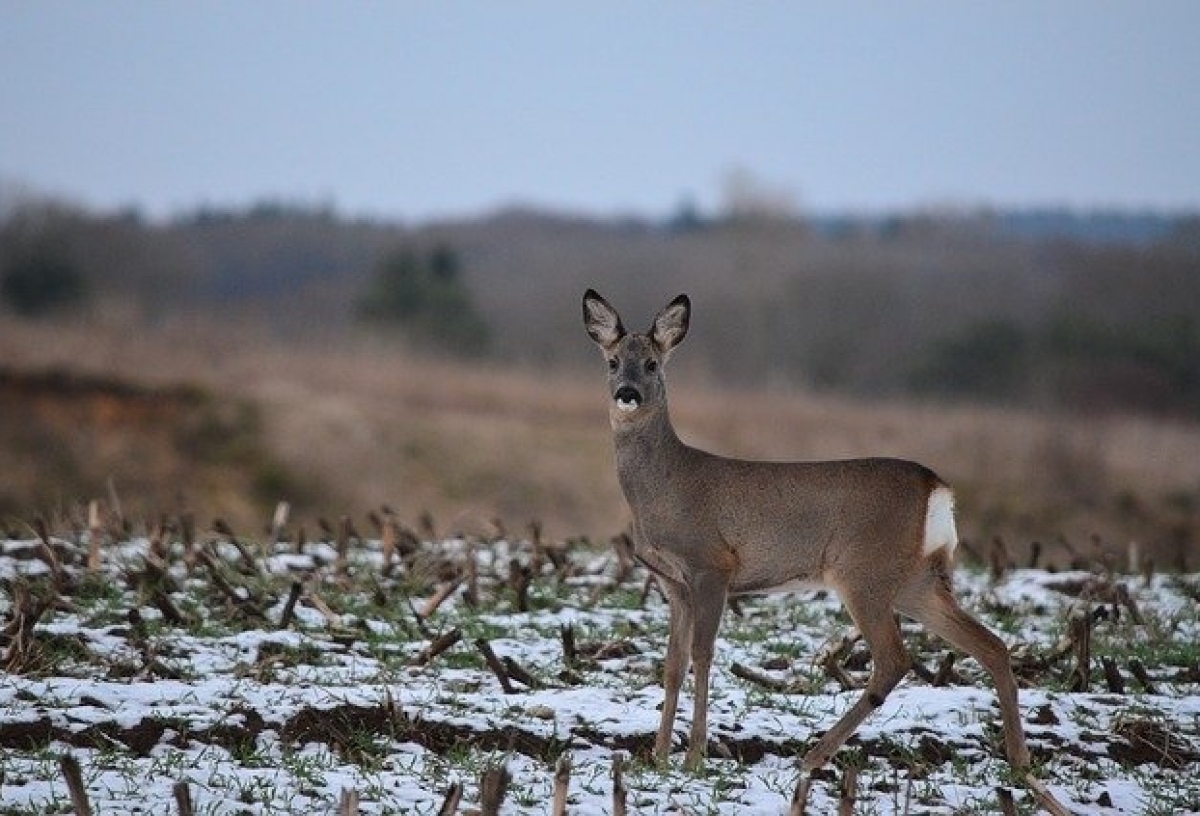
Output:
[
  {"xmin": 900, "ymin": 584, "xmax": 1031, "ymax": 770},
  {"xmin": 801, "ymin": 588, "xmax": 911, "ymax": 771},
  {"xmin": 655, "ymin": 579, "xmax": 693, "ymax": 764},
  {"xmin": 684, "ymin": 571, "xmax": 728, "ymax": 771}
]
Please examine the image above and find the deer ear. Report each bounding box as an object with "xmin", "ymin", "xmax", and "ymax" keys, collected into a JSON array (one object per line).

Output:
[
  {"xmin": 651, "ymin": 294, "xmax": 690, "ymax": 356},
  {"xmin": 582, "ymin": 289, "xmax": 626, "ymax": 349}
]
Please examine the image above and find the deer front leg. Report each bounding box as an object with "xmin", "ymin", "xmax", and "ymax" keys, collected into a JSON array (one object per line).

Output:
[
  {"xmin": 655, "ymin": 579, "xmax": 692, "ymax": 765},
  {"xmin": 684, "ymin": 570, "xmax": 729, "ymax": 772}
]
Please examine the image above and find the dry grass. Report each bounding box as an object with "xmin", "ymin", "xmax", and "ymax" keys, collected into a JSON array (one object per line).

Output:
[{"xmin": 2, "ymin": 316, "xmax": 1198, "ymax": 564}]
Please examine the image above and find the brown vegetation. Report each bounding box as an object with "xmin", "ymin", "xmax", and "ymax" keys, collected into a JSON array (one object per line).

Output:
[{"xmin": 2, "ymin": 316, "xmax": 1198, "ymax": 567}]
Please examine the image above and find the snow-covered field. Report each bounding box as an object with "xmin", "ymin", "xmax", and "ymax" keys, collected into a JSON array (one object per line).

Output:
[{"xmin": 1, "ymin": 530, "xmax": 1198, "ymax": 815}]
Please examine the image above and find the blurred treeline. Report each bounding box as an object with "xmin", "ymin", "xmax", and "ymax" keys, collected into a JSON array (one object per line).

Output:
[{"xmin": 3, "ymin": 193, "xmax": 1199, "ymax": 416}]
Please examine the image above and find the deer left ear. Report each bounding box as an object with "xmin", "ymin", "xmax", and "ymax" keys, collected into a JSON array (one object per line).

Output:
[{"xmin": 650, "ymin": 294, "xmax": 690, "ymax": 357}]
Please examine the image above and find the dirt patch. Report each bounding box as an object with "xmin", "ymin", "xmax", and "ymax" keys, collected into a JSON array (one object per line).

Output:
[
  {"xmin": 2, "ymin": 695, "xmax": 1177, "ymax": 778},
  {"xmin": 1109, "ymin": 717, "xmax": 1199, "ymax": 769},
  {"xmin": 0, "ymin": 364, "xmax": 323, "ymax": 525},
  {"xmin": 0, "ymin": 701, "xmax": 955, "ymax": 771},
  {"xmin": 281, "ymin": 702, "xmax": 564, "ymax": 762}
]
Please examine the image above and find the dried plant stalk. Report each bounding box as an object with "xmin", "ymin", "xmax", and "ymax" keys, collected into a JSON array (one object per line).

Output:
[{"xmin": 551, "ymin": 753, "xmax": 571, "ymax": 816}]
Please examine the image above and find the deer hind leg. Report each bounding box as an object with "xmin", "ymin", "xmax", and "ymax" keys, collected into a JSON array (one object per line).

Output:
[
  {"xmin": 655, "ymin": 578, "xmax": 693, "ymax": 764},
  {"xmin": 801, "ymin": 584, "xmax": 912, "ymax": 771},
  {"xmin": 898, "ymin": 573, "xmax": 1031, "ymax": 770}
]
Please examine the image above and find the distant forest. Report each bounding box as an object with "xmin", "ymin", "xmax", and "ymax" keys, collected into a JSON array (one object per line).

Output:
[{"xmin": 2, "ymin": 191, "xmax": 1199, "ymax": 416}]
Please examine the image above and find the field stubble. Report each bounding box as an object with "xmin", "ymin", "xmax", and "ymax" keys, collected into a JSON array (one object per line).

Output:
[{"xmin": 1, "ymin": 514, "xmax": 1198, "ymax": 814}]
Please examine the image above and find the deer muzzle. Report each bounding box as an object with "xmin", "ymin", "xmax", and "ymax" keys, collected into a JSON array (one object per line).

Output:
[{"xmin": 613, "ymin": 385, "xmax": 642, "ymax": 412}]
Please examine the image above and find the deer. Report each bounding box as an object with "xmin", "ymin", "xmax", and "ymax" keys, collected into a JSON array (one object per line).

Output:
[{"xmin": 581, "ymin": 289, "xmax": 1043, "ymax": 787}]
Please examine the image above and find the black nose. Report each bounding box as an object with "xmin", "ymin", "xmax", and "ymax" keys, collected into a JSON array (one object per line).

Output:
[{"xmin": 614, "ymin": 385, "xmax": 642, "ymax": 405}]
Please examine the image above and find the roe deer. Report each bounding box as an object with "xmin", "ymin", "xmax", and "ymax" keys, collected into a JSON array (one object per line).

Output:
[{"xmin": 581, "ymin": 289, "xmax": 1033, "ymax": 776}]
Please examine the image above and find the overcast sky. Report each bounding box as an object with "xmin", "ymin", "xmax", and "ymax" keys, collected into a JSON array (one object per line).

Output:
[{"xmin": 2, "ymin": 2, "xmax": 1198, "ymax": 221}]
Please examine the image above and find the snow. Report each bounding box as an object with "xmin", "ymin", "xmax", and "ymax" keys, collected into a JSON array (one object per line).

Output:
[{"xmin": 1, "ymin": 535, "xmax": 1198, "ymax": 814}]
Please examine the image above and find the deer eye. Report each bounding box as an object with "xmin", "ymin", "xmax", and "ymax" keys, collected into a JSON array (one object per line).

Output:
[
  {"xmin": 607, "ymin": 357, "xmax": 619, "ymax": 371},
  {"xmin": 645, "ymin": 359, "xmax": 658, "ymax": 373}
]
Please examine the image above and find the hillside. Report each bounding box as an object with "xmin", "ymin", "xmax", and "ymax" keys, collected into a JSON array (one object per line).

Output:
[{"xmin": 2, "ymin": 318, "xmax": 1198, "ymax": 570}]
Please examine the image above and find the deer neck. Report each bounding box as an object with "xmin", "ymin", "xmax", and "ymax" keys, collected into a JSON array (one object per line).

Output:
[{"xmin": 611, "ymin": 403, "xmax": 689, "ymax": 503}]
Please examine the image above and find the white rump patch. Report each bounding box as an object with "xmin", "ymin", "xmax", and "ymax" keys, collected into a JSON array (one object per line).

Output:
[{"xmin": 923, "ymin": 486, "xmax": 958, "ymax": 556}]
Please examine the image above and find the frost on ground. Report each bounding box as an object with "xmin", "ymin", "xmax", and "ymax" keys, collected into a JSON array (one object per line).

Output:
[{"xmin": 1, "ymin": 527, "xmax": 1199, "ymax": 815}]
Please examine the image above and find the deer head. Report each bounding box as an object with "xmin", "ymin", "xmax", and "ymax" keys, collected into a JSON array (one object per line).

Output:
[{"xmin": 582, "ymin": 289, "xmax": 690, "ymax": 423}]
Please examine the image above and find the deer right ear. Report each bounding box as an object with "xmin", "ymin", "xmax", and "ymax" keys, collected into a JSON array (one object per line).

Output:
[{"xmin": 582, "ymin": 289, "xmax": 626, "ymax": 349}]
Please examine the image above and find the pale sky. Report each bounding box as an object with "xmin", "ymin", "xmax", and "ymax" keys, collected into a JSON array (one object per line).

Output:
[{"xmin": 2, "ymin": 2, "xmax": 1198, "ymax": 221}]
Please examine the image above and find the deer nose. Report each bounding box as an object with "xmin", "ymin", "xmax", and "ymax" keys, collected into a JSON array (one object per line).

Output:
[{"xmin": 613, "ymin": 385, "xmax": 642, "ymax": 412}]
